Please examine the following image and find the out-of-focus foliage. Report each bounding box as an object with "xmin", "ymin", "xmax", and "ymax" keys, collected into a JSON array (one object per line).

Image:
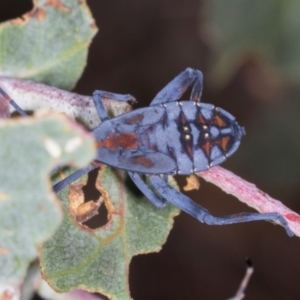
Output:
[
  {"xmin": 207, "ymin": 0, "xmax": 300, "ymax": 196},
  {"xmin": 208, "ymin": 0, "xmax": 300, "ymax": 86},
  {"xmin": 0, "ymin": 112, "xmax": 95, "ymax": 287}
]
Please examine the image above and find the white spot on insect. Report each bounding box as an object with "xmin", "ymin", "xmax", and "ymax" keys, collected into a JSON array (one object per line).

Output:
[
  {"xmin": 44, "ymin": 138, "xmax": 62, "ymax": 158},
  {"xmin": 196, "ymin": 102, "xmax": 201, "ymax": 107},
  {"xmin": 64, "ymin": 137, "xmax": 83, "ymax": 153},
  {"xmin": 185, "ymin": 134, "xmax": 191, "ymax": 140},
  {"xmin": 204, "ymin": 133, "xmax": 210, "ymax": 139},
  {"xmin": 203, "ymin": 125, "xmax": 208, "ymax": 130}
]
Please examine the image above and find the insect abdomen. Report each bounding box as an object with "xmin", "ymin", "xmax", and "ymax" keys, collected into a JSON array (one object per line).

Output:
[{"xmin": 147, "ymin": 101, "xmax": 245, "ymax": 175}]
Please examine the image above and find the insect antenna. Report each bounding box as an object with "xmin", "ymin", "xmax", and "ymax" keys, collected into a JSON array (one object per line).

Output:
[{"xmin": 0, "ymin": 87, "xmax": 28, "ymax": 117}]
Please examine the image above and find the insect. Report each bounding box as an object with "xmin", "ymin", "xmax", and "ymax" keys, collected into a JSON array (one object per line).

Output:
[{"xmin": 1, "ymin": 68, "xmax": 292, "ymax": 236}]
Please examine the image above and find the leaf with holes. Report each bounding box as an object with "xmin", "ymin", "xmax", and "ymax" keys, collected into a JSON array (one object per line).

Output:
[
  {"xmin": 40, "ymin": 166, "xmax": 179, "ymax": 300},
  {"xmin": 0, "ymin": 112, "xmax": 95, "ymax": 291},
  {"xmin": 0, "ymin": 0, "xmax": 97, "ymax": 90}
]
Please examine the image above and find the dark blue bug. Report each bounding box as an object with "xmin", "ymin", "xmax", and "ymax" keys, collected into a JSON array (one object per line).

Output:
[{"xmin": 2, "ymin": 68, "xmax": 292, "ymax": 235}]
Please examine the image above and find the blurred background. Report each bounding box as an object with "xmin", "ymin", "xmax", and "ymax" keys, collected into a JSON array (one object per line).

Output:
[{"xmin": 1, "ymin": 0, "xmax": 300, "ymax": 299}]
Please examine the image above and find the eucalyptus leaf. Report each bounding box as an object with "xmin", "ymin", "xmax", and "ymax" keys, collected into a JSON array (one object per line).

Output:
[
  {"xmin": 0, "ymin": 0, "xmax": 97, "ymax": 90},
  {"xmin": 41, "ymin": 166, "xmax": 179, "ymax": 300},
  {"xmin": 0, "ymin": 112, "xmax": 95, "ymax": 287}
]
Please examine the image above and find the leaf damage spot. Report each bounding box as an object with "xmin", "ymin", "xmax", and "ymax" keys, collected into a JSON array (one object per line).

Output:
[
  {"xmin": 46, "ymin": 0, "xmax": 71, "ymax": 12},
  {"xmin": 11, "ymin": 8, "xmax": 46, "ymax": 25},
  {"xmin": 0, "ymin": 193, "xmax": 9, "ymax": 201},
  {"xmin": 43, "ymin": 137, "xmax": 62, "ymax": 158},
  {"xmin": 0, "ymin": 247, "xmax": 9, "ymax": 255},
  {"xmin": 183, "ymin": 174, "xmax": 200, "ymax": 191},
  {"xmin": 68, "ymin": 183, "xmax": 102, "ymax": 224},
  {"xmin": 64, "ymin": 137, "xmax": 83, "ymax": 153}
]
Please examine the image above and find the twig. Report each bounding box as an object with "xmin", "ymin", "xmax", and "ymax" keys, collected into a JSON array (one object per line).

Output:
[{"xmin": 198, "ymin": 166, "xmax": 300, "ymax": 236}]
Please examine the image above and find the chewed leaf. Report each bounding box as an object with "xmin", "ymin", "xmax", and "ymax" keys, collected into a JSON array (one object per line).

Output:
[
  {"xmin": 0, "ymin": 112, "xmax": 95, "ymax": 287},
  {"xmin": 40, "ymin": 166, "xmax": 179, "ymax": 300},
  {"xmin": 0, "ymin": 0, "xmax": 97, "ymax": 90}
]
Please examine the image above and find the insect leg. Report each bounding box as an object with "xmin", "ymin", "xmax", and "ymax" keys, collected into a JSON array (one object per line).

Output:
[
  {"xmin": 150, "ymin": 68, "xmax": 203, "ymax": 106},
  {"xmin": 54, "ymin": 91, "xmax": 135, "ymax": 193},
  {"xmin": 0, "ymin": 87, "xmax": 28, "ymax": 117},
  {"xmin": 128, "ymin": 172, "xmax": 166, "ymax": 207},
  {"xmin": 162, "ymin": 174, "xmax": 168, "ymax": 183},
  {"xmin": 93, "ymin": 90, "xmax": 136, "ymax": 122},
  {"xmin": 53, "ymin": 164, "xmax": 97, "ymax": 193},
  {"xmin": 148, "ymin": 175, "xmax": 293, "ymax": 236}
]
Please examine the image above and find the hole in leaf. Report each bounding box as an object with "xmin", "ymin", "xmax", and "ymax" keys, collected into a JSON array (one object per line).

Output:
[
  {"xmin": 81, "ymin": 168, "xmax": 108, "ymax": 229},
  {"xmin": 125, "ymin": 173, "xmax": 144, "ymax": 197},
  {"xmin": 0, "ymin": 0, "xmax": 33, "ymax": 22}
]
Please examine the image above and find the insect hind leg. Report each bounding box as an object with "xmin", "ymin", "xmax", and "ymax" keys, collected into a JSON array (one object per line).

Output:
[
  {"xmin": 93, "ymin": 90, "xmax": 136, "ymax": 122},
  {"xmin": 148, "ymin": 175, "xmax": 293, "ymax": 237},
  {"xmin": 0, "ymin": 87, "xmax": 28, "ymax": 117},
  {"xmin": 151, "ymin": 68, "xmax": 203, "ymax": 106},
  {"xmin": 128, "ymin": 172, "xmax": 166, "ymax": 208}
]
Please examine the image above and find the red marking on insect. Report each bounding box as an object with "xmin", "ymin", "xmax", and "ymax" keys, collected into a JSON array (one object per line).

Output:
[
  {"xmin": 215, "ymin": 136, "xmax": 231, "ymax": 153},
  {"xmin": 201, "ymin": 140, "xmax": 211, "ymax": 157},
  {"xmin": 97, "ymin": 132, "xmax": 138, "ymax": 151},
  {"xmin": 185, "ymin": 142, "xmax": 193, "ymax": 159},
  {"xmin": 196, "ymin": 112, "xmax": 206, "ymax": 124},
  {"xmin": 179, "ymin": 111, "xmax": 188, "ymax": 126},
  {"xmin": 214, "ymin": 114, "xmax": 227, "ymax": 127},
  {"xmin": 131, "ymin": 156, "xmax": 154, "ymax": 167},
  {"xmin": 125, "ymin": 114, "xmax": 144, "ymax": 124}
]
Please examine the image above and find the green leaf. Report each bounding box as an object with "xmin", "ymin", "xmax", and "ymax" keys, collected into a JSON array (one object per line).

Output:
[
  {"xmin": 0, "ymin": 0, "xmax": 97, "ymax": 90},
  {"xmin": 0, "ymin": 112, "xmax": 95, "ymax": 286},
  {"xmin": 40, "ymin": 166, "xmax": 179, "ymax": 300}
]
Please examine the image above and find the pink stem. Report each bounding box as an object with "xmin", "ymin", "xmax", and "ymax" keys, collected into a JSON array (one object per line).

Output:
[{"xmin": 198, "ymin": 166, "xmax": 300, "ymax": 236}]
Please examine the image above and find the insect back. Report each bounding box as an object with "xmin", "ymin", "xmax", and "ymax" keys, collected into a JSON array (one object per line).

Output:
[{"xmin": 160, "ymin": 101, "xmax": 246, "ymax": 174}]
